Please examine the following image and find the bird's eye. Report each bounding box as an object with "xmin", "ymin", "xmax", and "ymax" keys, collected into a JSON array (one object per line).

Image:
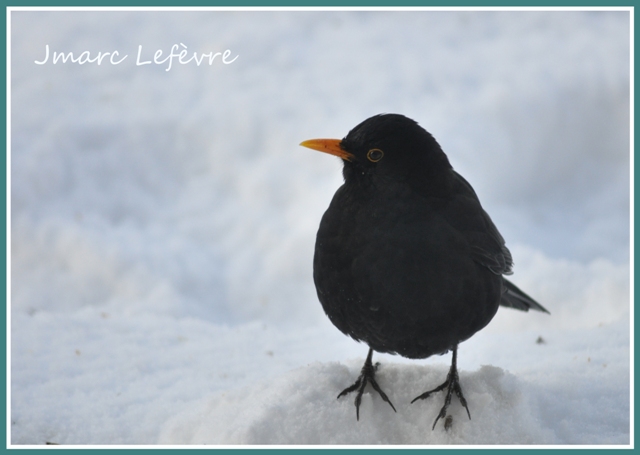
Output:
[{"xmin": 367, "ymin": 148, "xmax": 384, "ymax": 162}]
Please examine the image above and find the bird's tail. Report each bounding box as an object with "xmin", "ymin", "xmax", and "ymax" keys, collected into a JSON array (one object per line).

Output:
[{"xmin": 500, "ymin": 278, "xmax": 549, "ymax": 313}]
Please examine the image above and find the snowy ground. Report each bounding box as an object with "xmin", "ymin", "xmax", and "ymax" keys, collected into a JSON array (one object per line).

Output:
[{"xmin": 9, "ymin": 9, "xmax": 631, "ymax": 446}]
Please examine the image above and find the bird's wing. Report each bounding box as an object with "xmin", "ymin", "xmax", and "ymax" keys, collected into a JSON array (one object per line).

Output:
[
  {"xmin": 448, "ymin": 172, "xmax": 548, "ymax": 313},
  {"xmin": 467, "ymin": 232, "xmax": 513, "ymax": 275},
  {"xmin": 445, "ymin": 171, "xmax": 513, "ymax": 276}
]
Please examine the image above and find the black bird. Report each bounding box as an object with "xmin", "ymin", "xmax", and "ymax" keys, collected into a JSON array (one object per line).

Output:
[{"xmin": 300, "ymin": 114, "xmax": 548, "ymax": 429}]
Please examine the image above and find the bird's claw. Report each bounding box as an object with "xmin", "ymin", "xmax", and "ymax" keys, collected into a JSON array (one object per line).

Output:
[
  {"xmin": 412, "ymin": 346, "xmax": 470, "ymax": 430},
  {"xmin": 410, "ymin": 380, "xmax": 448, "ymax": 403},
  {"xmin": 338, "ymin": 349, "xmax": 396, "ymax": 420},
  {"xmin": 337, "ymin": 377, "xmax": 361, "ymax": 399},
  {"xmin": 412, "ymin": 373, "xmax": 470, "ymax": 429}
]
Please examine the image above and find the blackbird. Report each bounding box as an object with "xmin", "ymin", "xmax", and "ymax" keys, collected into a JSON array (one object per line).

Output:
[{"xmin": 300, "ymin": 114, "xmax": 548, "ymax": 429}]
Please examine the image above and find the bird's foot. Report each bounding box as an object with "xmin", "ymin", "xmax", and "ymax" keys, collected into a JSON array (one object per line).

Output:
[
  {"xmin": 411, "ymin": 345, "xmax": 470, "ymax": 430},
  {"xmin": 337, "ymin": 348, "xmax": 396, "ymax": 420}
]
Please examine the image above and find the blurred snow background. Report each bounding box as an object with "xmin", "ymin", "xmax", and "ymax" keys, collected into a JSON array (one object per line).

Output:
[{"xmin": 9, "ymin": 9, "xmax": 631, "ymax": 446}]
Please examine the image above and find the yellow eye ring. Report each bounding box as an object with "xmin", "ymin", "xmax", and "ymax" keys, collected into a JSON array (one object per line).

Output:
[{"xmin": 367, "ymin": 148, "xmax": 384, "ymax": 162}]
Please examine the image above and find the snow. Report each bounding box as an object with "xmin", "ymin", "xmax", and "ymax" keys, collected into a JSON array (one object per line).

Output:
[{"xmin": 9, "ymin": 8, "xmax": 631, "ymax": 447}]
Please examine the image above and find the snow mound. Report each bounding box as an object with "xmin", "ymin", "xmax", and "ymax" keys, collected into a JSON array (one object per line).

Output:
[
  {"xmin": 159, "ymin": 313, "xmax": 629, "ymax": 447},
  {"xmin": 159, "ymin": 363, "xmax": 553, "ymax": 445}
]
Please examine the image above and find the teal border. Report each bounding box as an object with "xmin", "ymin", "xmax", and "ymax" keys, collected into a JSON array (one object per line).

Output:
[
  {"xmin": 1, "ymin": 1, "xmax": 638, "ymax": 6},
  {"xmin": 3, "ymin": 3, "xmax": 634, "ymax": 453}
]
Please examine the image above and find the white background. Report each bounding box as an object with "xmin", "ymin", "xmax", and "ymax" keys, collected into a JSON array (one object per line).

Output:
[{"xmin": 10, "ymin": 9, "xmax": 631, "ymax": 445}]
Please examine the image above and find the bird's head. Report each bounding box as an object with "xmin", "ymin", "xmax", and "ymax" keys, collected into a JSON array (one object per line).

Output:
[{"xmin": 300, "ymin": 114, "xmax": 452, "ymax": 190}]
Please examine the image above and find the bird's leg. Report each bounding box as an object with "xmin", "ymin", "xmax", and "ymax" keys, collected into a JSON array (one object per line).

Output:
[
  {"xmin": 411, "ymin": 344, "xmax": 471, "ymax": 430},
  {"xmin": 337, "ymin": 347, "xmax": 397, "ymax": 420}
]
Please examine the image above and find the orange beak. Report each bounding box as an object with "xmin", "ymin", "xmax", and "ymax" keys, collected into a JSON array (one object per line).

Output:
[{"xmin": 299, "ymin": 138, "xmax": 354, "ymax": 161}]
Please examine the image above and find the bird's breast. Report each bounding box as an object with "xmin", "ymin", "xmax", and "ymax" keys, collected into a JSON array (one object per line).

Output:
[{"xmin": 313, "ymin": 183, "xmax": 502, "ymax": 358}]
